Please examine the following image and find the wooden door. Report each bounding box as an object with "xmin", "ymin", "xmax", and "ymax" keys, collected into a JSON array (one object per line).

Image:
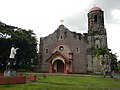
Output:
[{"xmin": 57, "ymin": 60, "xmax": 64, "ymax": 73}]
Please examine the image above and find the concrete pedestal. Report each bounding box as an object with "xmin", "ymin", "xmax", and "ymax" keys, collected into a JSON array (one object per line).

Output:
[{"xmin": 4, "ymin": 70, "xmax": 16, "ymax": 77}]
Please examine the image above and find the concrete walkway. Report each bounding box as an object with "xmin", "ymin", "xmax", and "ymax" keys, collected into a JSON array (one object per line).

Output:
[
  {"xmin": 18, "ymin": 72, "xmax": 120, "ymax": 79},
  {"xmin": 114, "ymin": 73, "xmax": 120, "ymax": 79}
]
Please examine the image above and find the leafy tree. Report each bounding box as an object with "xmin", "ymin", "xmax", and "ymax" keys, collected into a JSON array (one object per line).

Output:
[
  {"xmin": 0, "ymin": 21, "xmax": 38, "ymax": 72},
  {"xmin": 91, "ymin": 47, "xmax": 110, "ymax": 77},
  {"xmin": 12, "ymin": 29, "xmax": 38, "ymax": 71},
  {"xmin": 109, "ymin": 53, "xmax": 118, "ymax": 71},
  {"xmin": 91, "ymin": 47, "xmax": 118, "ymax": 77},
  {"xmin": 118, "ymin": 61, "xmax": 120, "ymax": 72},
  {"xmin": 95, "ymin": 48, "xmax": 110, "ymax": 77}
]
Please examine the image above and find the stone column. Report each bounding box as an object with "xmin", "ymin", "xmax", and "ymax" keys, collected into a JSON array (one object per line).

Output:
[
  {"xmin": 49, "ymin": 64, "xmax": 53, "ymax": 73},
  {"xmin": 64, "ymin": 63, "xmax": 67, "ymax": 74}
]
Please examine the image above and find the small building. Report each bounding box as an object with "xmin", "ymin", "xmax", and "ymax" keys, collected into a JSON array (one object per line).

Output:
[{"xmin": 38, "ymin": 6, "xmax": 108, "ymax": 74}]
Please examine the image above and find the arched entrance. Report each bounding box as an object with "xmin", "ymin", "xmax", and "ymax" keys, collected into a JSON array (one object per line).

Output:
[
  {"xmin": 54, "ymin": 60, "xmax": 64, "ymax": 73},
  {"xmin": 46, "ymin": 51, "xmax": 72, "ymax": 73}
]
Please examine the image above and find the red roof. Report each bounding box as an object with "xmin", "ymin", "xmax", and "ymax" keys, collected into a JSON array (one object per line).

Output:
[{"xmin": 90, "ymin": 6, "xmax": 102, "ymax": 12}]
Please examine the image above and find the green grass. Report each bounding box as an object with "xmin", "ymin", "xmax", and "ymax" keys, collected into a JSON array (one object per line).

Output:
[{"xmin": 0, "ymin": 74, "xmax": 120, "ymax": 90}]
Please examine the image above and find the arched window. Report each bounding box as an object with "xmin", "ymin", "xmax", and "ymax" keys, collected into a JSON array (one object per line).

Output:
[
  {"xmin": 46, "ymin": 49, "xmax": 48, "ymax": 53},
  {"xmin": 76, "ymin": 47, "xmax": 79, "ymax": 52},
  {"xmin": 95, "ymin": 40, "xmax": 100, "ymax": 48},
  {"xmin": 60, "ymin": 36, "xmax": 63, "ymax": 39},
  {"xmin": 94, "ymin": 15, "xmax": 97, "ymax": 22}
]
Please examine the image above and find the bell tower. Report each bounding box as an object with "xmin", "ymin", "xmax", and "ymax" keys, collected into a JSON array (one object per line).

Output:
[
  {"xmin": 88, "ymin": 6, "xmax": 106, "ymax": 35},
  {"xmin": 87, "ymin": 6, "xmax": 107, "ymax": 48},
  {"xmin": 87, "ymin": 6, "xmax": 108, "ymax": 72}
]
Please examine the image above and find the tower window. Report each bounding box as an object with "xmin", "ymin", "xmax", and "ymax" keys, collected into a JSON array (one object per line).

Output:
[
  {"xmin": 60, "ymin": 36, "xmax": 63, "ymax": 39},
  {"xmin": 95, "ymin": 40, "xmax": 100, "ymax": 48},
  {"xmin": 46, "ymin": 49, "xmax": 48, "ymax": 53},
  {"xmin": 94, "ymin": 15, "xmax": 97, "ymax": 22},
  {"xmin": 76, "ymin": 47, "xmax": 79, "ymax": 53},
  {"xmin": 96, "ymin": 45, "xmax": 99, "ymax": 48}
]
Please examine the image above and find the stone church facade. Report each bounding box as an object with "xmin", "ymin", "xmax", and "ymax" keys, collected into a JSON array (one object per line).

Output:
[{"xmin": 38, "ymin": 6, "xmax": 108, "ymax": 74}]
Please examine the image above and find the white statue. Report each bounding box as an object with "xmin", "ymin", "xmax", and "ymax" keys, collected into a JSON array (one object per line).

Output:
[
  {"xmin": 7, "ymin": 45, "xmax": 19, "ymax": 70},
  {"xmin": 9, "ymin": 46, "xmax": 19, "ymax": 59}
]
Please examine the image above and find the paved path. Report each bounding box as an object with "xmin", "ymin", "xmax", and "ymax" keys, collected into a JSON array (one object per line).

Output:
[
  {"xmin": 18, "ymin": 72, "xmax": 120, "ymax": 79},
  {"xmin": 114, "ymin": 73, "xmax": 120, "ymax": 79}
]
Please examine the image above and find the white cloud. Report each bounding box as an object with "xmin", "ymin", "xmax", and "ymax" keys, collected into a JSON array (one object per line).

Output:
[
  {"xmin": 0, "ymin": 0, "xmax": 92, "ymax": 37},
  {"xmin": 106, "ymin": 24, "xmax": 120, "ymax": 59},
  {"xmin": 0, "ymin": 0, "xmax": 120, "ymax": 60},
  {"xmin": 112, "ymin": 9, "xmax": 120, "ymax": 21}
]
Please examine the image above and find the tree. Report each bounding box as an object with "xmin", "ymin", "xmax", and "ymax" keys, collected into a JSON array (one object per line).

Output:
[
  {"xmin": 0, "ymin": 21, "xmax": 38, "ymax": 72},
  {"xmin": 10, "ymin": 28, "xmax": 38, "ymax": 71},
  {"xmin": 109, "ymin": 53, "xmax": 118, "ymax": 71},
  {"xmin": 96, "ymin": 48, "xmax": 110, "ymax": 77},
  {"xmin": 92, "ymin": 47, "xmax": 119, "ymax": 77},
  {"xmin": 92, "ymin": 47, "xmax": 110, "ymax": 77},
  {"xmin": 118, "ymin": 61, "xmax": 120, "ymax": 72}
]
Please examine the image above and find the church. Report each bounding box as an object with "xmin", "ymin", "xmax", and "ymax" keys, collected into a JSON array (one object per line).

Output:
[{"xmin": 38, "ymin": 6, "xmax": 108, "ymax": 74}]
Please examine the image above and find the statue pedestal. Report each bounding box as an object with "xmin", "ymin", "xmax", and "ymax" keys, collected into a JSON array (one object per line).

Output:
[{"xmin": 4, "ymin": 70, "xmax": 16, "ymax": 77}]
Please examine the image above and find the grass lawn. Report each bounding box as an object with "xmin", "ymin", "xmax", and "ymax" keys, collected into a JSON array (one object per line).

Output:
[{"xmin": 0, "ymin": 73, "xmax": 120, "ymax": 90}]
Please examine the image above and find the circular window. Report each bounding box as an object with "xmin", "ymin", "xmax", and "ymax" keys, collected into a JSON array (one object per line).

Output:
[{"xmin": 59, "ymin": 46, "xmax": 64, "ymax": 51}]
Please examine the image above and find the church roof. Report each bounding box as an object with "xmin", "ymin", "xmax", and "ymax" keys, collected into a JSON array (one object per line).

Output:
[
  {"xmin": 89, "ymin": 6, "xmax": 102, "ymax": 12},
  {"xmin": 46, "ymin": 51, "xmax": 70, "ymax": 63}
]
